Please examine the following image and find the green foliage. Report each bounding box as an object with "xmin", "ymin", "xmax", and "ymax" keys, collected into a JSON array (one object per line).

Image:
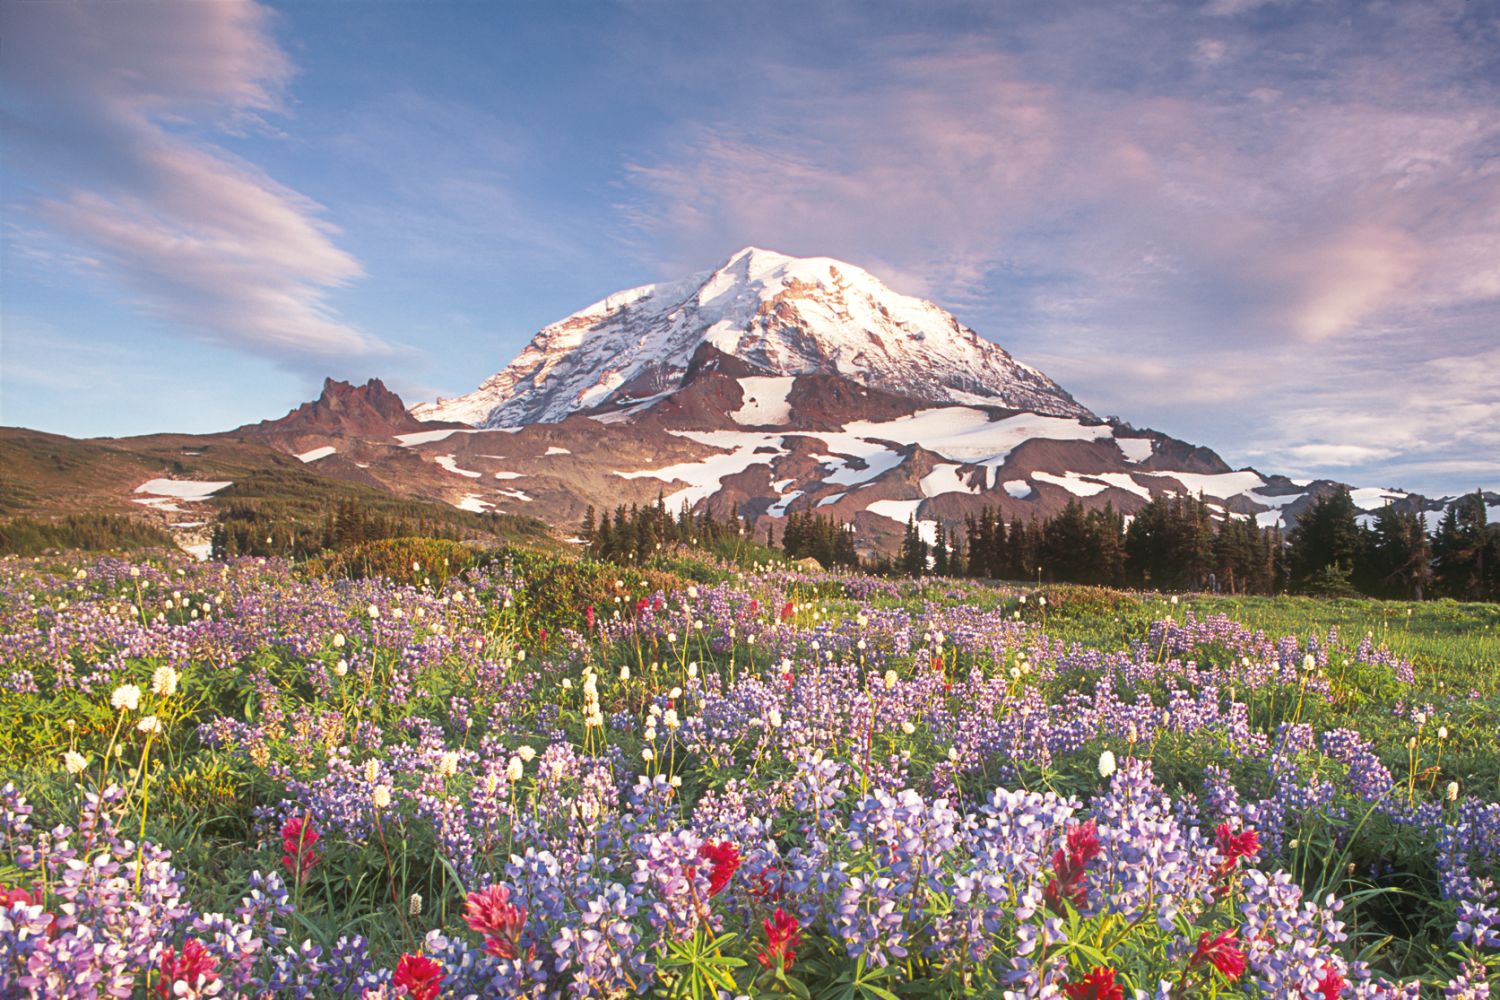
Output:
[
  {"xmin": 1284, "ymin": 487, "xmax": 1500, "ymax": 602},
  {"xmin": 781, "ymin": 511, "xmax": 859, "ymax": 568},
  {"xmin": 304, "ymin": 537, "xmax": 479, "ymax": 583},
  {"xmin": 0, "ymin": 514, "xmax": 177, "ymax": 555},
  {"xmin": 584, "ymin": 495, "xmax": 758, "ymax": 566},
  {"xmin": 4, "ymin": 548, "xmax": 1498, "ymax": 993}
]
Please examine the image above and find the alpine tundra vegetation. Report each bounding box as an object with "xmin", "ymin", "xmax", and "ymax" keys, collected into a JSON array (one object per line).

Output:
[{"xmin": 2, "ymin": 546, "xmax": 1499, "ymax": 997}]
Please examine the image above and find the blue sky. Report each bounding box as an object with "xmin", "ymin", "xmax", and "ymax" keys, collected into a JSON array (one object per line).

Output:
[{"xmin": 2, "ymin": 0, "xmax": 1497, "ymax": 497}]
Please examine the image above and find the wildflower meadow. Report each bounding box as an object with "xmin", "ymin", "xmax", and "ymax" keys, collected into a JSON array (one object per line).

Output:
[{"xmin": 2, "ymin": 544, "xmax": 1499, "ymax": 998}]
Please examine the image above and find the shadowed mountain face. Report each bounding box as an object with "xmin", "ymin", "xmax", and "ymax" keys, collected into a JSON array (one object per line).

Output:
[{"xmin": 5, "ymin": 250, "xmax": 1483, "ymax": 559}]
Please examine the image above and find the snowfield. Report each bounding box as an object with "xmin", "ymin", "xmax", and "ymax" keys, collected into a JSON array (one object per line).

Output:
[
  {"xmin": 134, "ymin": 479, "xmax": 231, "ymax": 501},
  {"xmin": 434, "ymin": 455, "xmax": 482, "ymax": 479},
  {"xmin": 1115, "ymin": 437, "xmax": 1153, "ymax": 463},
  {"xmin": 602, "ymin": 403, "xmax": 1300, "ymax": 520},
  {"xmin": 296, "ymin": 446, "xmax": 337, "ymax": 463},
  {"xmin": 731, "ymin": 376, "xmax": 796, "ymax": 426},
  {"xmin": 454, "ymin": 494, "xmax": 493, "ymax": 513}
]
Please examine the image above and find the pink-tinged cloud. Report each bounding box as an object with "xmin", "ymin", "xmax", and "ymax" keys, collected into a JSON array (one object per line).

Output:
[
  {"xmin": 615, "ymin": 12, "xmax": 1500, "ymax": 492},
  {"xmin": 1, "ymin": 0, "xmax": 384, "ymax": 364},
  {"xmin": 619, "ymin": 48, "xmax": 1083, "ymax": 302}
]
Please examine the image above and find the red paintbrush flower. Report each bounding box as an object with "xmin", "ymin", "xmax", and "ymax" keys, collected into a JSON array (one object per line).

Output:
[
  {"xmin": 779, "ymin": 601, "xmax": 795, "ymax": 622},
  {"xmin": 1189, "ymin": 929, "xmax": 1247, "ymax": 979},
  {"xmin": 1065, "ymin": 819, "xmax": 1102, "ymax": 861},
  {"xmin": 0, "ymin": 886, "xmax": 37, "ymax": 908},
  {"xmin": 1215, "ymin": 823, "xmax": 1260, "ymax": 863},
  {"xmin": 1300, "ymin": 963, "xmax": 1347, "ymax": 1000},
  {"xmin": 1044, "ymin": 819, "xmax": 1101, "ymax": 914},
  {"xmin": 584, "ymin": 605, "xmax": 595, "ymax": 629},
  {"xmin": 157, "ymin": 937, "xmax": 220, "ymax": 999},
  {"xmin": 463, "ymin": 883, "xmax": 527, "ymax": 960},
  {"xmin": 1063, "ymin": 966, "xmax": 1125, "ymax": 1000},
  {"xmin": 697, "ymin": 840, "xmax": 741, "ymax": 897},
  {"xmin": 280, "ymin": 815, "xmax": 319, "ymax": 883},
  {"xmin": 1211, "ymin": 823, "xmax": 1260, "ymax": 897},
  {"xmin": 757, "ymin": 907, "xmax": 803, "ymax": 972},
  {"xmin": 392, "ymin": 953, "xmax": 444, "ymax": 1000}
]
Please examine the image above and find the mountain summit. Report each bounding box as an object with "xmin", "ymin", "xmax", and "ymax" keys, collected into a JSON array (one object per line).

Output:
[{"xmin": 412, "ymin": 247, "xmax": 1092, "ymax": 427}]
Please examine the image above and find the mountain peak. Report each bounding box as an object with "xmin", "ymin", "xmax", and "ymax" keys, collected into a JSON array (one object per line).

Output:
[
  {"xmin": 413, "ymin": 249, "xmax": 1093, "ymax": 427},
  {"xmin": 253, "ymin": 378, "xmax": 451, "ymax": 439}
]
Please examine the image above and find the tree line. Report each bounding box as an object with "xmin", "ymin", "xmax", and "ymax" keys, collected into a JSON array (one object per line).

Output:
[
  {"xmin": 581, "ymin": 497, "xmax": 759, "ymax": 565},
  {"xmin": 212, "ymin": 498, "xmax": 462, "ymax": 560},
  {"xmin": 1285, "ymin": 488, "xmax": 1496, "ymax": 600},
  {"xmin": 581, "ymin": 498, "xmax": 860, "ymax": 568},
  {"xmin": 579, "ymin": 487, "xmax": 1498, "ymax": 601}
]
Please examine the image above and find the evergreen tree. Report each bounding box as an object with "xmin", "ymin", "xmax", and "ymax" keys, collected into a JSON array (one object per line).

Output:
[
  {"xmin": 1433, "ymin": 492, "xmax": 1490, "ymax": 599},
  {"xmin": 1370, "ymin": 505, "xmax": 1431, "ymax": 599},
  {"xmin": 933, "ymin": 526, "xmax": 950, "ymax": 576},
  {"xmin": 898, "ymin": 517, "xmax": 929, "ymax": 576},
  {"xmin": 1287, "ymin": 488, "xmax": 1369, "ymax": 593}
]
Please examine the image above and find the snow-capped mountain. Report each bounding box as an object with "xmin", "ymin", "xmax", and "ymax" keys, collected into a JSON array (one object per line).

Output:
[
  {"xmin": 412, "ymin": 247, "xmax": 1092, "ymax": 427},
  {"xmin": 15, "ymin": 247, "xmax": 1483, "ymax": 563}
]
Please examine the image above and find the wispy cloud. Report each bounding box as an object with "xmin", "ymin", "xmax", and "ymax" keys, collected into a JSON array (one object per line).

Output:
[
  {"xmin": 1, "ymin": 0, "xmax": 385, "ymax": 366},
  {"xmin": 613, "ymin": 1, "xmax": 1500, "ymax": 494}
]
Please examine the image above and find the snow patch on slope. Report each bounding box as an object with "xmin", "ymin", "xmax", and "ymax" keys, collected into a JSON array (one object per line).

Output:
[
  {"xmin": 435, "ymin": 455, "xmax": 482, "ymax": 479},
  {"xmin": 135, "ymin": 479, "xmax": 231, "ymax": 501},
  {"xmin": 1033, "ymin": 471, "xmax": 1111, "ymax": 498},
  {"xmin": 843, "ymin": 409, "xmax": 1110, "ymax": 467},
  {"xmin": 615, "ymin": 431, "xmax": 785, "ymax": 509},
  {"xmin": 396, "ymin": 428, "xmax": 468, "ymax": 446},
  {"xmin": 1149, "ymin": 470, "xmax": 1266, "ymax": 498},
  {"xmin": 1003, "ymin": 480, "xmax": 1033, "ymax": 499},
  {"xmin": 732, "ymin": 376, "xmax": 796, "ymax": 426},
  {"xmin": 297, "ymin": 446, "xmax": 337, "ymax": 463},
  {"xmin": 866, "ymin": 498, "xmax": 922, "ymax": 523},
  {"xmin": 1115, "ymin": 437, "xmax": 1153, "ymax": 463},
  {"xmin": 919, "ymin": 464, "xmax": 981, "ymax": 497},
  {"xmin": 1350, "ymin": 487, "xmax": 1408, "ymax": 510}
]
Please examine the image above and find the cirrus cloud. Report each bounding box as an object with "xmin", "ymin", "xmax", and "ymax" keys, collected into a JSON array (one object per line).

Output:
[{"xmin": 1, "ymin": 0, "xmax": 386, "ymax": 365}]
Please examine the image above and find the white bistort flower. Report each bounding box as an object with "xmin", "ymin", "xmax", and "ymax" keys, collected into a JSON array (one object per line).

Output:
[
  {"xmin": 150, "ymin": 666, "xmax": 179, "ymax": 697},
  {"xmin": 111, "ymin": 684, "xmax": 142, "ymax": 712}
]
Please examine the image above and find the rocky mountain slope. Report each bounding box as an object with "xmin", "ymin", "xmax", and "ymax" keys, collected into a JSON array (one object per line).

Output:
[{"xmin": 5, "ymin": 249, "xmax": 1490, "ymax": 560}]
